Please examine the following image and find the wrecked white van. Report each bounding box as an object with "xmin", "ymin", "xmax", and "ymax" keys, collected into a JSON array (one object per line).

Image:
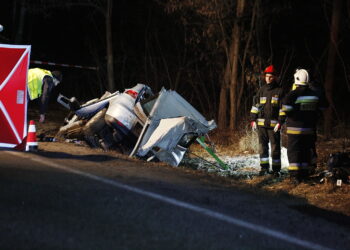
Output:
[{"xmin": 56, "ymin": 84, "xmax": 216, "ymax": 167}]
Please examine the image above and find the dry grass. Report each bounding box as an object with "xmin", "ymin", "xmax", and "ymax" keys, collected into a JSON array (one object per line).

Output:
[
  {"xmin": 204, "ymin": 128, "xmax": 259, "ymax": 156},
  {"xmin": 238, "ymin": 128, "xmax": 259, "ymax": 154}
]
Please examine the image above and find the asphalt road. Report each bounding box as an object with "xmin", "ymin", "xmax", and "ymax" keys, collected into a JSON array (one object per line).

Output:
[{"xmin": 0, "ymin": 147, "xmax": 349, "ymax": 250}]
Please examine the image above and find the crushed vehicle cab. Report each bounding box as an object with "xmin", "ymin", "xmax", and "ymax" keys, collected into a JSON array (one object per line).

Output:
[
  {"xmin": 56, "ymin": 84, "xmax": 216, "ymax": 166},
  {"xmin": 130, "ymin": 88, "xmax": 216, "ymax": 166}
]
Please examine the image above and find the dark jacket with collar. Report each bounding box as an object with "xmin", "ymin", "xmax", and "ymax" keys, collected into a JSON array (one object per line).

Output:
[
  {"xmin": 250, "ymin": 81, "xmax": 284, "ymax": 128},
  {"xmin": 280, "ymin": 85, "xmax": 328, "ymax": 134}
]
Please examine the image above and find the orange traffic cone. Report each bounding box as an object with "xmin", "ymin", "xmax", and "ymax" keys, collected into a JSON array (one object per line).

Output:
[{"xmin": 26, "ymin": 120, "xmax": 38, "ymax": 152}]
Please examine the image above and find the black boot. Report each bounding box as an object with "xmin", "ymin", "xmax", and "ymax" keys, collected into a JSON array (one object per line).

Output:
[
  {"xmin": 272, "ymin": 171, "xmax": 281, "ymax": 178},
  {"xmin": 259, "ymin": 168, "xmax": 269, "ymax": 176}
]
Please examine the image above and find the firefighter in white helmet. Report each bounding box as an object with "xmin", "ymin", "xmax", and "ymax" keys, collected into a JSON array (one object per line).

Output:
[{"xmin": 279, "ymin": 69, "xmax": 328, "ymax": 182}]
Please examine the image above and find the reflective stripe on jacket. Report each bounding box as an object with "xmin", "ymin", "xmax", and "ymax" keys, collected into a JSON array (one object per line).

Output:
[
  {"xmin": 280, "ymin": 85, "xmax": 328, "ymax": 130},
  {"xmin": 250, "ymin": 82, "xmax": 284, "ymax": 128},
  {"xmin": 28, "ymin": 68, "xmax": 52, "ymax": 100}
]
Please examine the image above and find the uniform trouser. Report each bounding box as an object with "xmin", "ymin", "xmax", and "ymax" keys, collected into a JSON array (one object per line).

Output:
[
  {"xmin": 287, "ymin": 134, "xmax": 314, "ymax": 178},
  {"xmin": 258, "ymin": 127, "xmax": 281, "ymax": 172}
]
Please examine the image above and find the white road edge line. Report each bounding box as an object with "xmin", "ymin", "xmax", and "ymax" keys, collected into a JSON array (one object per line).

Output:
[{"xmin": 7, "ymin": 151, "xmax": 333, "ymax": 250}]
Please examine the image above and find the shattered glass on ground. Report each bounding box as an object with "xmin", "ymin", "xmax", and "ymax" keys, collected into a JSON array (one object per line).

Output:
[{"xmin": 182, "ymin": 147, "xmax": 289, "ymax": 179}]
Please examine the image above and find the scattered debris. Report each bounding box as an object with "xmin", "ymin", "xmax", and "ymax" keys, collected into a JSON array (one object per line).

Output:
[
  {"xmin": 38, "ymin": 133, "xmax": 57, "ymax": 142},
  {"xmin": 327, "ymin": 152, "xmax": 350, "ymax": 184},
  {"xmin": 182, "ymin": 147, "xmax": 290, "ymax": 178}
]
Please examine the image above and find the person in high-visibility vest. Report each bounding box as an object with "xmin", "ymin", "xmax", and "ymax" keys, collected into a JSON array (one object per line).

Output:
[{"xmin": 27, "ymin": 68, "xmax": 62, "ymax": 123}]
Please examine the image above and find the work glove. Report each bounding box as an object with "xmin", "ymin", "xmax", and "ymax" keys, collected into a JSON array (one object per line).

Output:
[
  {"xmin": 39, "ymin": 114, "xmax": 45, "ymax": 123},
  {"xmin": 273, "ymin": 123, "xmax": 281, "ymax": 133},
  {"xmin": 251, "ymin": 121, "xmax": 257, "ymax": 131}
]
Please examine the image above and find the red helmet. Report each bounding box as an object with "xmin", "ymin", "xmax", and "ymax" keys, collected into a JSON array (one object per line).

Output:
[{"xmin": 264, "ymin": 65, "xmax": 275, "ymax": 75}]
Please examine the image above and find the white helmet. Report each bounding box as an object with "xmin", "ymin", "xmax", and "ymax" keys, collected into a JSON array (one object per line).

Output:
[{"xmin": 294, "ymin": 69, "xmax": 309, "ymax": 85}]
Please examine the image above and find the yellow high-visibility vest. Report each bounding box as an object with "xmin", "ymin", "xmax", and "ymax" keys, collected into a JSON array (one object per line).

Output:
[{"xmin": 27, "ymin": 68, "xmax": 52, "ymax": 100}]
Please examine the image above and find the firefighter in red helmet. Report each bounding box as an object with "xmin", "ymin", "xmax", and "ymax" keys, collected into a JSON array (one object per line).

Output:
[{"xmin": 250, "ymin": 65, "xmax": 285, "ymax": 177}]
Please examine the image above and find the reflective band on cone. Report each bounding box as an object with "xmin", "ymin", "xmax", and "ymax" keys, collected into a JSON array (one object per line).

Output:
[{"xmin": 26, "ymin": 120, "xmax": 38, "ymax": 152}]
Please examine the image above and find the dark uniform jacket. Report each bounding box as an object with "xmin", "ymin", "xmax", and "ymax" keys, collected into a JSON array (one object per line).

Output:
[
  {"xmin": 279, "ymin": 85, "xmax": 328, "ymax": 134},
  {"xmin": 250, "ymin": 82, "xmax": 284, "ymax": 129},
  {"xmin": 39, "ymin": 76, "xmax": 55, "ymax": 115}
]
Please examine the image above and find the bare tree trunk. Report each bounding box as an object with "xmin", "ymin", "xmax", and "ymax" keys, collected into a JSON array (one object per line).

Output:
[
  {"xmin": 237, "ymin": 0, "xmax": 257, "ymax": 122},
  {"xmin": 324, "ymin": 0, "xmax": 342, "ymax": 137},
  {"xmin": 154, "ymin": 31, "xmax": 173, "ymax": 89},
  {"xmin": 15, "ymin": 0, "xmax": 26, "ymax": 44},
  {"xmin": 218, "ymin": 59, "xmax": 231, "ymax": 128},
  {"xmin": 229, "ymin": 0, "xmax": 246, "ymax": 130},
  {"xmin": 218, "ymin": 84, "xmax": 228, "ymax": 128},
  {"xmin": 106, "ymin": 0, "xmax": 115, "ymax": 92},
  {"xmin": 218, "ymin": 0, "xmax": 246, "ymax": 129},
  {"xmin": 216, "ymin": 2, "xmax": 230, "ymax": 129},
  {"xmin": 12, "ymin": 0, "xmax": 18, "ymax": 41}
]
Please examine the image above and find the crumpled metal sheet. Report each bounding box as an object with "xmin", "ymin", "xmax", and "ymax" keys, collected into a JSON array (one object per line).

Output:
[
  {"xmin": 134, "ymin": 89, "xmax": 216, "ymax": 166},
  {"xmin": 138, "ymin": 117, "xmax": 200, "ymax": 155}
]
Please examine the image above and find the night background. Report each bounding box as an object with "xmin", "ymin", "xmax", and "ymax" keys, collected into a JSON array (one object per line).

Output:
[
  {"xmin": 1, "ymin": 0, "xmax": 350, "ymax": 135},
  {"xmin": 2, "ymin": 2, "xmax": 350, "ymax": 248}
]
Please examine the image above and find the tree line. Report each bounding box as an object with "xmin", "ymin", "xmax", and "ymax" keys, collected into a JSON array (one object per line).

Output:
[{"xmin": 5, "ymin": 0, "xmax": 350, "ymax": 137}]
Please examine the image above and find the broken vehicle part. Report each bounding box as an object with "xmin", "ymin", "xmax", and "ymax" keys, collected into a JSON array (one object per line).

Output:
[
  {"xmin": 57, "ymin": 85, "xmax": 222, "ymax": 167},
  {"xmin": 130, "ymin": 88, "xmax": 217, "ymax": 166},
  {"xmin": 57, "ymin": 84, "xmax": 154, "ymax": 153}
]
